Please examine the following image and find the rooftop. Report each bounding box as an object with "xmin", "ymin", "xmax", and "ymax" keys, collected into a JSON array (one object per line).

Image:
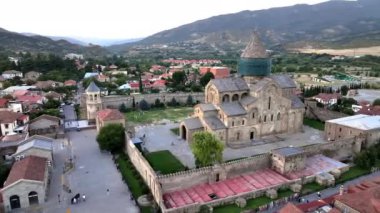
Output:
[
  {"xmin": 86, "ymin": 81, "xmax": 101, "ymax": 93},
  {"xmin": 326, "ymin": 114, "xmax": 380, "ymax": 131},
  {"xmin": 197, "ymin": 104, "xmax": 216, "ymax": 112},
  {"xmin": 14, "ymin": 138, "xmax": 52, "ymax": 155},
  {"xmin": 0, "ymin": 110, "xmax": 25, "ymax": 123},
  {"xmin": 219, "ymin": 102, "xmax": 247, "ymax": 116},
  {"xmin": 270, "ymin": 74, "xmax": 297, "ymax": 89},
  {"xmin": 272, "ymin": 146, "xmax": 304, "ymax": 157},
  {"xmin": 97, "ymin": 109, "xmax": 124, "ymax": 121},
  {"xmin": 210, "ymin": 77, "xmax": 249, "ymax": 93},
  {"xmin": 4, "ymin": 156, "xmax": 47, "ymax": 188},
  {"xmin": 240, "ymin": 33, "xmax": 268, "ymax": 59},
  {"xmin": 203, "ymin": 116, "xmax": 226, "ymax": 130},
  {"xmin": 183, "ymin": 117, "xmax": 203, "ymax": 130}
]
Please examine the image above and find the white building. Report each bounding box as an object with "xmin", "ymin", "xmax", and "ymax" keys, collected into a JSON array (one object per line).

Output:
[{"xmin": 2, "ymin": 70, "xmax": 23, "ymax": 80}]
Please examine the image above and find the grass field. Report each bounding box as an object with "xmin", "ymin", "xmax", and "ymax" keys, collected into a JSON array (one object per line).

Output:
[
  {"xmin": 303, "ymin": 118, "xmax": 325, "ymax": 131},
  {"xmin": 145, "ymin": 150, "xmax": 186, "ymax": 174},
  {"xmin": 336, "ymin": 165, "xmax": 370, "ymax": 184},
  {"xmin": 125, "ymin": 107, "xmax": 193, "ymax": 124}
]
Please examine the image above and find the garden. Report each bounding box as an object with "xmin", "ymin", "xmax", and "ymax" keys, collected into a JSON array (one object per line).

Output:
[
  {"xmin": 125, "ymin": 106, "xmax": 193, "ymax": 124},
  {"xmin": 145, "ymin": 150, "xmax": 186, "ymax": 174}
]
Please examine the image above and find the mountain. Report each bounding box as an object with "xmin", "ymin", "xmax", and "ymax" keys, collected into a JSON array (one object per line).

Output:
[
  {"xmin": 0, "ymin": 28, "xmax": 108, "ymax": 57},
  {"xmin": 48, "ymin": 36, "xmax": 88, "ymax": 46},
  {"xmin": 113, "ymin": 0, "xmax": 380, "ymax": 54}
]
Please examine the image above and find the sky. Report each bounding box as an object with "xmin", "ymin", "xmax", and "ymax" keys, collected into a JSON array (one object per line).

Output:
[{"xmin": 0, "ymin": 0, "xmax": 328, "ymax": 41}]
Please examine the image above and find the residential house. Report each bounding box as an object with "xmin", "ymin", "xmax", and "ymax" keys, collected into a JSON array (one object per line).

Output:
[
  {"xmin": 129, "ymin": 80, "xmax": 151, "ymax": 93},
  {"xmin": 118, "ymin": 84, "xmax": 131, "ymax": 91},
  {"xmin": 64, "ymin": 80, "xmax": 77, "ymax": 87},
  {"xmin": 28, "ymin": 115, "xmax": 61, "ymax": 137},
  {"xmin": 8, "ymin": 101, "xmax": 23, "ymax": 113},
  {"xmin": 84, "ymin": 72, "xmax": 99, "ymax": 79},
  {"xmin": 64, "ymin": 53, "xmax": 83, "ymax": 60},
  {"xmin": 199, "ymin": 66, "xmax": 230, "ymax": 79},
  {"xmin": 109, "ymin": 64, "xmax": 118, "ymax": 70},
  {"xmin": 44, "ymin": 91, "xmax": 63, "ymax": 101},
  {"xmin": 2, "ymin": 86, "xmax": 36, "ymax": 95},
  {"xmin": 2, "ymin": 70, "xmax": 23, "ymax": 80},
  {"xmin": 12, "ymin": 90, "xmax": 30, "ymax": 98},
  {"xmin": 0, "ymin": 111, "xmax": 29, "ymax": 136},
  {"xmin": 24, "ymin": 71, "xmax": 42, "ymax": 81},
  {"xmin": 0, "ymin": 98, "xmax": 9, "ymax": 108},
  {"xmin": 13, "ymin": 135, "xmax": 53, "ymax": 162},
  {"xmin": 96, "ymin": 73, "xmax": 109, "ymax": 82},
  {"xmin": 1, "ymin": 156, "xmax": 50, "ymax": 210},
  {"xmin": 313, "ymin": 93, "xmax": 341, "ymax": 106},
  {"xmin": 107, "ymin": 70, "xmax": 128, "ymax": 76},
  {"xmin": 150, "ymin": 65, "xmax": 166, "ymax": 73},
  {"xmin": 16, "ymin": 94, "xmax": 45, "ymax": 106},
  {"xmin": 0, "ymin": 133, "xmax": 28, "ymax": 162},
  {"xmin": 96, "ymin": 109, "xmax": 125, "ymax": 132},
  {"xmin": 34, "ymin": 81, "xmax": 63, "ymax": 90},
  {"xmin": 151, "ymin": 80, "xmax": 166, "ymax": 91}
]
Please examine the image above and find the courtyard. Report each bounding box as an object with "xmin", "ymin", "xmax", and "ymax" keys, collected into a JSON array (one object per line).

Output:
[
  {"xmin": 125, "ymin": 107, "xmax": 193, "ymax": 124},
  {"xmin": 135, "ymin": 123, "xmax": 327, "ymax": 169},
  {"xmin": 352, "ymin": 89, "xmax": 380, "ymax": 103}
]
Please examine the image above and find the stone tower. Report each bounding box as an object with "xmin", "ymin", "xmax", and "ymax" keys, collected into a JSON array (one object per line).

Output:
[
  {"xmin": 238, "ymin": 32, "xmax": 271, "ymax": 84},
  {"xmin": 86, "ymin": 81, "xmax": 102, "ymax": 121}
]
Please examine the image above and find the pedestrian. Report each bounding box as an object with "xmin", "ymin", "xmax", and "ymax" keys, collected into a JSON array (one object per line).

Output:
[
  {"xmin": 73, "ymin": 198, "xmax": 77, "ymax": 204},
  {"xmin": 317, "ymin": 191, "xmax": 321, "ymax": 198},
  {"xmin": 107, "ymin": 188, "xmax": 110, "ymax": 196},
  {"xmin": 58, "ymin": 194, "xmax": 60, "ymax": 203},
  {"xmin": 82, "ymin": 194, "xmax": 86, "ymax": 202}
]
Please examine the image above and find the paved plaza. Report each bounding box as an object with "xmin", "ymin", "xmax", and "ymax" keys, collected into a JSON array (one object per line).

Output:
[
  {"xmin": 353, "ymin": 89, "xmax": 380, "ymax": 103},
  {"xmin": 14, "ymin": 129, "xmax": 138, "ymax": 213},
  {"xmin": 136, "ymin": 123, "xmax": 327, "ymax": 169}
]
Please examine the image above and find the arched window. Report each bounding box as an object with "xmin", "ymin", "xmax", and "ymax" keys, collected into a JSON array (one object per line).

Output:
[
  {"xmin": 236, "ymin": 132, "xmax": 240, "ymax": 140},
  {"xmin": 264, "ymin": 115, "xmax": 267, "ymax": 122},
  {"xmin": 259, "ymin": 116, "xmax": 262, "ymax": 123},
  {"xmin": 268, "ymin": 97, "xmax": 271, "ymax": 110},
  {"xmin": 232, "ymin": 94, "xmax": 239, "ymax": 101},
  {"xmin": 242, "ymin": 120, "xmax": 245, "ymax": 125},
  {"xmin": 222, "ymin": 94, "xmax": 230, "ymax": 102},
  {"xmin": 271, "ymin": 114, "xmax": 274, "ymax": 121},
  {"xmin": 277, "ymin": 113, "xmax": 281, "ymax": 120},
  {"xmin": 232, "ymin": 121, "xmax": 234, "ymax": 127},
  {"xmin": 241, "ymin": 92, "xmax": 248, "ymax": 99},
  {"xmin": 252, "ymin": 112, "xmax": 255, "ymax": 119}
]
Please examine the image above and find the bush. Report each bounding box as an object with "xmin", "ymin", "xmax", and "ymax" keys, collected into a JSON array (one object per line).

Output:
[
  {"xmin": 186, "ymin": 95, "xmax": 194, "ymax": 106},
  {"xmin": 119, "ymin": 103, "xmax": 129, "ymax": 113},
  {"xmin": 167, "ymin": 97, "xmax": 179, "ymax": 107},
  {"xmin": 153, "ymin": 98, "xmax": 165, "ymax": 108},
  {"xmin": 139, "ymin": 99, "xmax": 150, "ymax": 111}
]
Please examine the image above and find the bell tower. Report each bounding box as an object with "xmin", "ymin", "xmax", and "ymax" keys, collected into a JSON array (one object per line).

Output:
[{"xmin": 85, "ymin": 81, "xmax": 102, "ymax": 121}]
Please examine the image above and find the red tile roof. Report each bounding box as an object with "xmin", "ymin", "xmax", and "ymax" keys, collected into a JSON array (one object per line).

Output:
[
  {"xmin": 313, "ymin": 93, "xmax": 341, "ymax": 102},
  {"xmin": 97, "ymin": 109, "xmax": 124, "ymax": 121},
  {"xmin": 335, "ymin": 185, "xmax": 380, "ymax": 213},
  {"xmin": 12, "ymin": 90, "xmax": 29, "ymax": 97},
  {"xmin": 16, "ymin": 95, "xmax": 44, "ymax": 104},
  {"xmin": 0, "ymin": 98, "xmax": 8, "ymax": 108},
  {"xmin": 152, "ymin": 80, "xmax": 166, "ymax": 88},
  {"xmin": 64, "ymin": 80, "xmax": 77, "ymax": 86},
  {"xmin": 279, "ymin": 203, "xmax": 304, "ymax": 213},
  {"xmin": 357, "ymin": 105, "xmax": 380, "ymax": 116},
  {"xmin": 0, "ymin": 111, "xmax": 25, "ymax": 123},
  {"xmin": 4, "ymin": 156, "xmax": 47, "ymax": 187}
]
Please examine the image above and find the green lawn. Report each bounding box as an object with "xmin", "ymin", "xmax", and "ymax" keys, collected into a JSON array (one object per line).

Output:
[
  {"xmin": 303, "ymin": 118, "xmax": 325, "ymax": 130},
  {"xmin": 125, "ymin": 107, "xmax": 193, "ymax": 124},
  {"xmin": 336, "ymin": 165, "xmax": 370, "ymax": 184},
  {"xmin": 301, "ymin": 182, "xmax": 326, "ymax": 195},
  {"xmin": 145, "ymin": 150, "xmax": 186, "ymax": 174}
]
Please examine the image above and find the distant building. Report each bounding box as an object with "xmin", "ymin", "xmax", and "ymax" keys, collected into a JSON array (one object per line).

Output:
[
  {"xmin": 0, "ymin": 111, "xmax": 29, "ymax": 136},
  {"xmin": 24, "ymin": 71, "xmax": 42, "ymax": 81},
  {"xmin": 2, "ymin": 86, "xmax": 36, "ymax": 95},
  {"xmin": 96, "ymin": 109, "xmax": 125, "ymax": 132},
  {"xmin": 34, "ymin": 80, "xmax": 63, "ymax": 89},
  {"xmin": 64, "ymin": 80, "xmax": 77, "ymax": 86},
  {"xmin": 313, "ymin": 93, "xmax": 341, "ymax": 106},
  {"xmin": 83, "ymin": 72, "xmax": 99, "ymax": 79},
  {"xmin": 64, "ymin": 53, "xmax": 83, "ymax": 60},
  {"xmin": 13, "ymin": 135, "xmax": 53, "ymax": 162},
  {"xmin": 199, "ymin": 66, "xmax": 230, "ymax": 79},
  {"xmin": 28, "ymin": 115, "xmax": 61, "ymax": 137},
  {"xmin": 325, "ymin": 114, "xmax": 380, "ymax": 147},
  {"xmin": 2, "ymin": 70, "xmax": 23, "ymax": 80}
]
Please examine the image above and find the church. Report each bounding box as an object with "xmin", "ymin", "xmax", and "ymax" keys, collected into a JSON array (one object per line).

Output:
[{"xmin": 180, "ymin": 33, "xmax": 305, "ymax": 147}]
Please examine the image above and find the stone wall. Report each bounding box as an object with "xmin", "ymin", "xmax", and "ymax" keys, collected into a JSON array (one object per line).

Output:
[
  {"xmin": 157, "ymin": 154, "xmax": 271, "ymax": 193},
  {"xmin": 102, "ymin": 92, "xmax": 204, "ymax": 109},
  {"xmin": 2, "ymin": 181, "xmax": 45, "ymax": 211},
  {"xmin": 125, "ymin": 133, "xmax": 163, "ymax": 205}
]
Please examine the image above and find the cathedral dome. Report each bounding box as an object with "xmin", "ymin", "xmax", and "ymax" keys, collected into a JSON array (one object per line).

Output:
[{"xmin": 238, "ymin": 33, "xmax": 271, "ymax": 77}]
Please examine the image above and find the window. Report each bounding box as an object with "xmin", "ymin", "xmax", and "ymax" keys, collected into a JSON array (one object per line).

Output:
[
  {"xmin": 264, "ymin": 115, "xmax": 267, "ymax": 122},
  {"xmin": 252, "ymin": 113, "xmax": 255, "ymax": 119},
  {"xmin": 339, "ymin": 128, "xmax": 342, "ymax": 132},
  {"xmin": 4, "ymin": 124, "xmax": 9, "ymax": 128},
  {"xmin": 242, "ymin": 120, "xmax": 245, "ymax": 125},
  {"xmin": 236, "ymin": 132, "xmax": 240, "ymax": 140},
  {"xmin": 232, "ymin": 121, "xmax": 234, "ymax": 127},
  {"xmin": 268, "ymin": 97, "xmax": 271, "ymax": 110},
  {"xmin": 271, "ymin": 114, "xmax": 274, "ymax": 121},
  {"xmin": 277, "ymin": 113, "xmax": 281, "ymax": 120}
]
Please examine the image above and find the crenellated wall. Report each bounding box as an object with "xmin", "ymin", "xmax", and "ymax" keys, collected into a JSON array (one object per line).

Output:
[{"xmin": 157, "ymin": 153, "xmax": 271, "ymax": 193}]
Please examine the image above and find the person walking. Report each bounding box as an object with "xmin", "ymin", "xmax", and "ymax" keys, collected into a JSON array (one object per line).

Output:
[
  {"xmin": 317, "ymin": 191, "xmax": 321, "ymax": 198},
  {"xmin": 107, "ymin": 188, "xmax": 110, "ymax": 196},
  {"xmin": 82, "ymin": 194, "xmax": 86, "ymax": 202}
]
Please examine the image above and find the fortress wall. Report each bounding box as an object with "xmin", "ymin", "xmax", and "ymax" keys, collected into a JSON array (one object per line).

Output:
[
  {"xmin": 101, "ymin": 92, "xmax": 205, "ymax": 108},
  {"xmin": 157, "ymin": 153, "xmax": 271, "ymax": 193},
  {"xmin": 125, "ymin": 133, "xmax": 163, "ymax": 205}
]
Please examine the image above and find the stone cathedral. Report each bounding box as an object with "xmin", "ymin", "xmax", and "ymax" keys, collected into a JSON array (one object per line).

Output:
[{"xmin": 180, "ymin": 33, "xmax": 305, "ymax": 147}]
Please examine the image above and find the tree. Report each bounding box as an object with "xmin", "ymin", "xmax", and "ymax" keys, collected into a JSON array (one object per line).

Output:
[
  {"xmin": 139, "ymin": 99, "xmax": 150, "ymax": 110},
  {"xmin": 190, "ymin": 132, "xmax": 224, "ymax": 167},
  {"xmin": 96, "ymin": 124, "xmax": 125, "ymax": 153},
  {"xmin": 168, "ymin": 97, "xmax": 178, "ymax": 107},
  {"xmin": 373, "ymin": 99, "xmax": 380, "ymax": 106},
  {"xmin": 186, "ymin": 95, "xmax": 194, "ymax": 106},
  {"xmin": 171, "ymin": 71, "xmax": 186, "ymax": 85},
  {"xmin": 132, "ymin": 96, "xmax": 136, "ymax": 108},
  {"xmin": 119, "ymin": 103, "xmax": 128, "ymax": 113},
  {"xmin": 154, "ymin": 98, "xmax": 164, "ymax": 108},
  {"xmin": 200, "ymin": 71, "xmax": 215, "ymax": 87},
  {"xmin": 44, "ymin": 98, "xmax": 61, "ymax": 109},
  {"xmin": 340, "ymin": 85, "xmax": 349, "ymax": 96}
]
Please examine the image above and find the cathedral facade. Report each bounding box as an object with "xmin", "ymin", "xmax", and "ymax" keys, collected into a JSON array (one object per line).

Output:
[{"xmin": 180, "ymin": 34, "xmax": 305, "ymax": 147}]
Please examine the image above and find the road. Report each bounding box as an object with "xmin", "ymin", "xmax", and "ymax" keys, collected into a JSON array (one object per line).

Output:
[{"xmin": 265, "ymin": 170, "xmax": 380, "ymax": 213}]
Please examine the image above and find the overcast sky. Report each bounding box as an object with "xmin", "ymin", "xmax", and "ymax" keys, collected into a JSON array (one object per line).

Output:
[{"xmin": 0, "ymin": 0, "xmax": 328, "ymax": 40}]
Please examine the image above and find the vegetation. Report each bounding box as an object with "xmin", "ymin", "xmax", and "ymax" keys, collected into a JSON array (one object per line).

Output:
[
  {"xmin": 337, "ymin": 166, "xmax": 371, "ymax": 184},
  {"xmin": 96, "ymin": 124, "xmax": 125, "ymax": 153},
  {"xmin": 303, "ymin": 118, "xmax": 325, "ymax": 130},
  {"xmin": 200, "ymin": 71, "xmax": 214, "ymax": 86},
  {"xmin": 373, "ymin": 98, "xmax": 380, "ymax": 106},
  {"xmin": 190, "ymin": 132, "xmax": 224, "ymax": 167},
  {"xmin": 124, "ymin": 107, "xmax": 193, "ymax": 124},
  {"xmin": 145, "ymin": 150, "xmax": 186, "ymax": 174},
  {"xmin": 0, "ymin": 165, "xmax": 11, "ymax": 188}
]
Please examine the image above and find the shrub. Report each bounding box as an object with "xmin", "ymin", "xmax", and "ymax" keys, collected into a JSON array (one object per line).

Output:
[{"xmin": 139, "ymin": 99, "xmax": 150, "ymax": 110}]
